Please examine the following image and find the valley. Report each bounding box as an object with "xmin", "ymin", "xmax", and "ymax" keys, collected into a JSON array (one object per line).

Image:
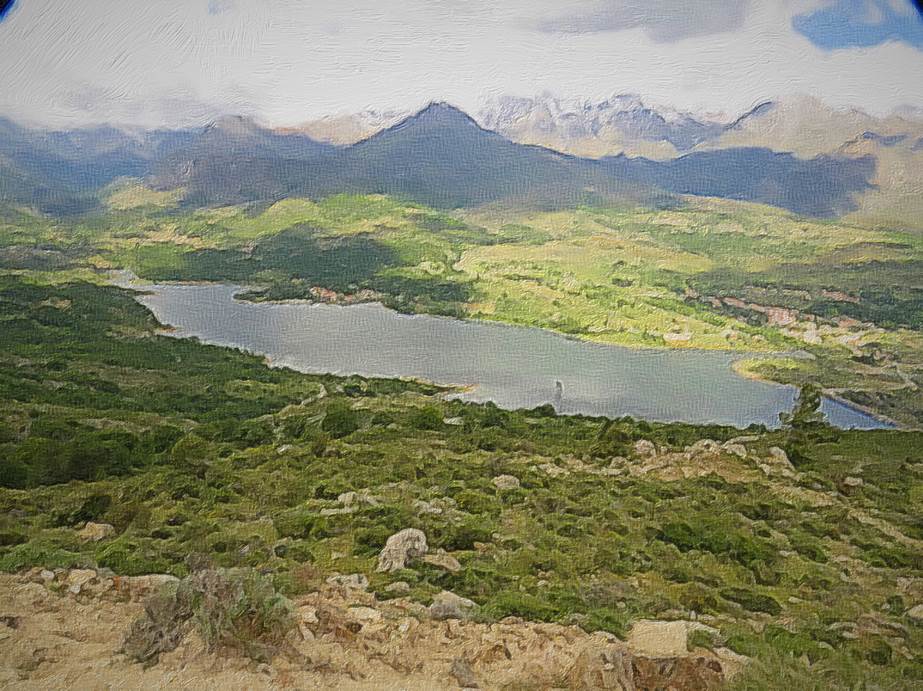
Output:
[
  {"xmin": 5, "ymin": 185, "xmax": 916, "ymax": 427},
  {"xmin": 0, "ymin": 102, "xmax": 921, "ymax": 689}
]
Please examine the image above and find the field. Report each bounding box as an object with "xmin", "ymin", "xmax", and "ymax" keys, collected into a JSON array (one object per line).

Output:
[{"xmin": 0, "ymin": 274, "xmax": 922, "ymax": 688}]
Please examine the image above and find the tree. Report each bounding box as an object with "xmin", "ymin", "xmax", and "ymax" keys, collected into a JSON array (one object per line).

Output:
[{"xmin": 780, "ymin": 384, "xmax": 825, "ymax": 430}]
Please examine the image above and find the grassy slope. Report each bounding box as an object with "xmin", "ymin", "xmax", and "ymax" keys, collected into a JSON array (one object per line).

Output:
[{"xmin": 0, "ymin": 275, "xmax": 921, "ymax": 688}]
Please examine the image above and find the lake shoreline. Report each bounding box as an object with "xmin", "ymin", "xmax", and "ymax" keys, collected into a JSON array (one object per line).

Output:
[{"xmin": 116, "ymin": 276, "xmax": 894, "ymax": 431}]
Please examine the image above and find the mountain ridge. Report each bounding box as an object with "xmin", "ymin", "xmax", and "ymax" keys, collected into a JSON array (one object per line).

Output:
[{"xmin": 0, "ymin": 101, "xmax": 899, "ymax": 221}]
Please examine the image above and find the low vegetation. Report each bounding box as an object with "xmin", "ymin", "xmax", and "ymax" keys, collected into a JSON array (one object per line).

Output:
[{"xmin": 0, "ymin": 275, "xmax": 921, "ymax": 688}]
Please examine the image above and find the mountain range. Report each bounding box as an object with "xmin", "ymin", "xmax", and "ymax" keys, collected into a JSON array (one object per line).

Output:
[{"xmin": 0, "ymin": 97, "xmax": 919, "ymax": 227}]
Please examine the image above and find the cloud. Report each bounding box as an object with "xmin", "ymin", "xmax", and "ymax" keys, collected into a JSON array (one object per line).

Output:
[
  {"xmin": 793, "ymin": 0, "xmax": 923, "ymax": 50},
  {"xmin": 536, "ymin": 0, "xmax": 753, "ymax": 42}
]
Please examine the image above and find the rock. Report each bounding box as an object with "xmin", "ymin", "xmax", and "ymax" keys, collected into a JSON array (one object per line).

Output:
[
  {"xmin": 627, "ymin": 619, "xmax": 718, "ymax": 658},
  {"xmin": 768, "ymin": 446, "xmax": 793, "ymax": 468},
  {"xmin": 687, "ymin": 439, "xmax": 720, "ymax": 455},
  {"xmin": 385, "ymin": 581, "xmax": 411, "ymax": 595},
  {"xmin": 377, "ymin": 529, "xmax": 428, "ymax": 573},
  {"xmin": 566, "ymin": 645, "xmax": 634, "ymax": 689},
  {"xmin": 325, "ymin": 573, "xmax": 369, "ymax": 591},
  {"xmin": 320, "ymin": 506, "xmax": 355, "ymax": 516},
  {"xmin": 114, "ymin": 574, "xmax": 179, "ymax": 601},
  {"xmin": 346, "ymin": 606, "xmax": 382, "ymax": 624},
  {"xmin": 722, "ymin": 442, "xmax": 748, "ymax": 458},
  {"xmin": 66, "ymin": 569, "xmax": 98, "ymax": 595},
  {"xmin": 430, "ymin": 590, "xmax": 477, "ymax": 620},
  {"xmin": 537, "ymin": 463, "xmax": 569, "ymax": 478},
  {"xmin": 297, "ymin": 605, "xmax": 318, "ymax": 640},
  {"xmin": 450, "ymin": 658, "xmax": 480, "ymax": 688},
  {"xmin": 39, "ymin": 569, "xmax": 55, "ymax": 583},
  {"xmin": 337, "ymin": 490, "xmax": 379, "ymax": 507},
  {"xmin": 77, "ymin": 522, "xmax": 116, "ymax": 542},
  {"xmin": 633, "ymin": 439, "xmax": 657, "ymax": 457},
  {"xmin": 423, "ymin": 551, "xmax": 462, "ymax": 573},
  {"xmin": 414, "ymin": 499, "xmax": 443, "ymax": 515},
  {"xmin": 492, "ymin": 475, "xmax": 520, "ymax": 490},
  {"xmin": 842, "ymin": 476, "xmax": 864, "ymax": 488},
  {"xmin": 906, "ymin": 604, "xmax": 923, "ymax": 623}
]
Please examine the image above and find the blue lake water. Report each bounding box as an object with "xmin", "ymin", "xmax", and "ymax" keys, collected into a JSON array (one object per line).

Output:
[{"xmin": 129, "ymin": 281, "xmax": 893, "ymax": 430}]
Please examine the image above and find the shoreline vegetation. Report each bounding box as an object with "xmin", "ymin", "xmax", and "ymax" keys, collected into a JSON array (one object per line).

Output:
[
  {"xmin": 65, "ymin": 193, "xmax": 918, "ymax": 427},
  {"xmin": 116, "ymin": 271, "xmax": 904, "ymax": 430}
]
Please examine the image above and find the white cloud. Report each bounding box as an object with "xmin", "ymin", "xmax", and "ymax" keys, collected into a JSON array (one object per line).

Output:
[
  {"xmin": 536, "ymin": 0, "xmax": 752, "ymax": 42},
  {"xmin": 0, "ymin": 0, "xmax": 920, "ymax": 128}
]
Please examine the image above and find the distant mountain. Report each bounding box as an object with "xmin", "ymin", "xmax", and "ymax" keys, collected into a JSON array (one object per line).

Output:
[
  {"xmin": 0, "ymin": 100, "xmax": 899, "ymax": 221},
  {"xmin": 279, "ymin": 110, "xmax": 408, "ymax": 145},
  {"xmin": 603, "ymin": 148, "xmax": 876, "ymax": 218},
  {"xmin": 477, "ymin": 93, "xmax": 772, "ymax": 159},
  {"xmin": 148, "ymin": 103, "xmax": 664, "ymax": 209},
  {"xmin": 149, "ymin": 115, "xmax": 337, "ymax": 205},
  {"xmin": 705, "ymin": 95, "xmax": 923, "ymax": 229},
  {"xmin": 321, "ymin": 102, "xmax": 657, "ymax": 208},
  {"xmin": 0, "ymin": 116, "xmax": 154, "ymax": 213}
]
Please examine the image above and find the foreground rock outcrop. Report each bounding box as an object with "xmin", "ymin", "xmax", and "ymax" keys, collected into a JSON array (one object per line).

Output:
[{"xmin": 0, "ymin": 570, "xmax": 745, "ymax": 689}]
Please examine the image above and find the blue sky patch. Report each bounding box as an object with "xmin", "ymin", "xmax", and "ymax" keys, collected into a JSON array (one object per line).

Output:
[
  {"xmin": 0, "ymin": 0, "xmax": 17, "ymax": 22},
  {"xmin": 794, "ymin": 0, "xmax": 923, "ymax": 50}
]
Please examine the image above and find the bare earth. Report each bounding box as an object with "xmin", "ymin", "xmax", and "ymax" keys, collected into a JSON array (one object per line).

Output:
[{"xmin": 0, "ymin": 572, "xmax": 745, "ymax": 690}]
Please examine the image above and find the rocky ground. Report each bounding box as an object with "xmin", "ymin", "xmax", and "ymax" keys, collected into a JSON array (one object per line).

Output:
[{"xmin": 0, "ymin": 570, "xmax": 746, "ymax": 690}]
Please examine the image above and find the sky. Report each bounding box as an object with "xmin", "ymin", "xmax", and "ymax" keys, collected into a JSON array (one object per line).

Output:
[{"xmin": 0, "ymin": 0, "xmax": 922, "ymax": 128}]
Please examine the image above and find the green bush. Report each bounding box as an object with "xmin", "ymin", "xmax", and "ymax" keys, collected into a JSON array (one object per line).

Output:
[
  {"xmin": 321, "ymin": 400, "xmax": 360, "ymax": 438},
  {"xmin": 720, "ymin": 587, "xmax": 782, "ymax": 615}
]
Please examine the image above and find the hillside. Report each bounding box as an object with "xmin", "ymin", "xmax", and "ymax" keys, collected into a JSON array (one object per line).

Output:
[{"xmin": 0, "ymin": 274, "xmax": 921, "ymax": 689}]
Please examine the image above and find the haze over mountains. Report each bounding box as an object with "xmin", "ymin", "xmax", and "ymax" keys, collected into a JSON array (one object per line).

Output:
[{"xmin": 1, "ymin": 95, "xmax": 921, "ymax": 228}]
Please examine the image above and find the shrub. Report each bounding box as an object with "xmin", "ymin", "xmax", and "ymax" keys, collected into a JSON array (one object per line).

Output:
[
  {"xmin": 720, "ymin": 587, "xmax": 782, "ymax": 615},
  {"xmin": 407, "ymin": 405, "xmax": 444, "ymax": 431},
  {"xmin": 321, "ymin": 400, "xmax": 360, "ymax": 438},
  {"xmin": 190, "ymin": 569, "xmax": 295, "ymax": 661},
  {"xmin": 482, "ymin": 590, "xmax": 558, "ymax": 621},
  {"xmin": 122, "ymin": 568, "xmax": 295, "ymax": 666},
  {"xmin": 95, "ymin": 537, "xmax": 174, "ymax": 576}
]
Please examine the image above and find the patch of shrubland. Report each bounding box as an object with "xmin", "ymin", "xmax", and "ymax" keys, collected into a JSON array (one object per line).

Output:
[{"xmin": 0, "ymin": 275, "xmax": 921, "ymax": 687}]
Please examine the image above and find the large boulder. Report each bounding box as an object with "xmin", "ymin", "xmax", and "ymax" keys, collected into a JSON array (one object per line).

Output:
[
  {"xmin": 633, "ymin": 440, "xmax": 657, "ymax": 457},
  {"xmin": 376, "ymin": 529, "xmax": 428, "ymax": 573},
  {"xmin": 429, "ymin": 590, "xmax": 478, "ymax": 620}
]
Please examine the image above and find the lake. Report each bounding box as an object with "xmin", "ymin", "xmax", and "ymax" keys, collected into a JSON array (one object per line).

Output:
[{"xmin": 128, "ymin": 280, "xmax": 893, "ymax": 430}]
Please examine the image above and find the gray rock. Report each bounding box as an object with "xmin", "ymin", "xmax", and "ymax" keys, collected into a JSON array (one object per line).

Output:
[
  {"xmin": 430, "ymin": 590, "xmax": 478, "ymax": 620},
  {"xmin": 633, "ymin": 439, "xmax": 657, "ymax": 457},
  {"xmin": 492, "ymin": 475, "xmax": 521, "ymax": 490},
  {"xmin": 377, "ymin": 528, "xmax": 428, "ymax": 573},
  {"xmin": 77, "ymin": 522, "xmax": 116, "ymax": 542},
  {"xmin": 385, "ymin": 581, "xmax": 411, "ymax": 595},
  {"xmin": 422, "ymin": 551, "xmax": 462, "ymax": 573},
  {"xmin": 325, "ymin": 573, "xmax": 369, "ymax": 590}
]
